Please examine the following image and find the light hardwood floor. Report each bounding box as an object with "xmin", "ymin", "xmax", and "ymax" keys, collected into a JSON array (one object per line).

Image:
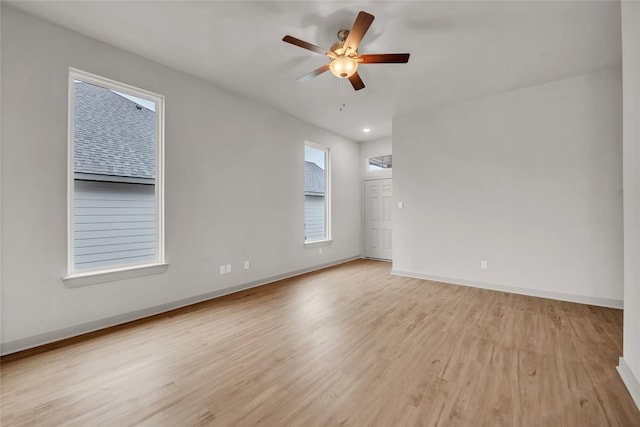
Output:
[{"xmin": 1, "ymin": 259, "xmax": 639, "ymax": 426}]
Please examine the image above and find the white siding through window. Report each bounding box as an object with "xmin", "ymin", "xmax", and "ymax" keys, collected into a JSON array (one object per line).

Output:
[
  {"xmin": 73, "ymin": 180, "xmax": 156, "ymax": 271},
  {"xmin": 304, "ymin": 195, "xmax": 326, "ymax": 241}
]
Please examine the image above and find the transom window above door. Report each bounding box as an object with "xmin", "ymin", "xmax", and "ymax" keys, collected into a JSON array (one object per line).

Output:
[{"xmin": 368, "ymin": 154, "xmax": 392, "ymax": 172}]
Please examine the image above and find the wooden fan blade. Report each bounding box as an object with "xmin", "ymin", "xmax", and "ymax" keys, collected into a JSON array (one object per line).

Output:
[
  {"xmin": 283, "ymin": 35, "xmax": 331, "ymax": 56},
  {"xmin": 359, "ymin": 53, "xmax": 410, "ymax": 63},
  {"xmin": 348, "ymin": 71, "xmax": 365, "ymax": 91},
  {"xmin": 344, "ymin": 11, "xmax": 375, "ymax": 52},
  {"xmin": 297, "ymin": 64, "xmax": 330, "ymax": 82}
]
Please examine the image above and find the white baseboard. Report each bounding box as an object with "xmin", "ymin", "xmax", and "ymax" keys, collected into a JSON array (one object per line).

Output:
[
  {"xmin": 618, "ymin": 357, "xmax": 640, "ymax": 410},
  {"xmin": 390, "ymin": 270, "xmax": 623, "ymax": 309},
  {"xmin": 1, "ymin": 256, "xmax": 361, "ymax": 356}
]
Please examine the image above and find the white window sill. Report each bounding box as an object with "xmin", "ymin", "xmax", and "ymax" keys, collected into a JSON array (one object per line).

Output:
[
  {"xmin": 304, "ymin": 239, "xmax": 332, "ymax": 248},
  {"xmin": 63, "ymin": 263, "xmax": 169, "ymax": 288}
]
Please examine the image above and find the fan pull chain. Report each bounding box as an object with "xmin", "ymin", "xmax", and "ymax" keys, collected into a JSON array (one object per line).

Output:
[{"xmin": 339, "ymin": 79, "xmax": 346, "ymax": 112}]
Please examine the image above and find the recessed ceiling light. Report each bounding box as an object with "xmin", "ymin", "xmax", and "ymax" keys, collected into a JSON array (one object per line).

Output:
[{"xmin": 362, "ymin": 128, "xmax": 371, "ymax": 133}]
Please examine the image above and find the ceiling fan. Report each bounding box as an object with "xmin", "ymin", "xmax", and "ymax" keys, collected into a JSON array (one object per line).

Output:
[{"xmin": 282, "ymin": 11, "xmax": 410, "ymax": 91}]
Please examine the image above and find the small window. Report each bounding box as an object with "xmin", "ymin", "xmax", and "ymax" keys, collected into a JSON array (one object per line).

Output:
[
  {"xmin": 368, "ymin": 154, "xmax": 392, "ymax": 172},
  {"xmin": 68, "ymin": 69, "xmax": 164, "ymax": 274},
  {"xmin": 304, "ymin": 142, "xmax": 330, "ymax": 242}
]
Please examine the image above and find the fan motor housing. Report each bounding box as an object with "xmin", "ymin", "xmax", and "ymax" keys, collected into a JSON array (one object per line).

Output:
[
  {"xmin": 337, "ymin": 29, "xmax": 349, "ymax": 41},
  {"xmin": 331, "ymin": 30, "xmax": 357, "ymax": 57}
]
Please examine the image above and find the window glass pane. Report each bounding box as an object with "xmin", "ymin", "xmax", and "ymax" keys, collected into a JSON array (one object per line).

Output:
[
  {"xmin": 73, "ymin": 79, "xmax": 157, "ymax": 271},
  {"xmin": 304, "ymin": 144, "xmax": 327, "ymax": 242},
  {"xmin": 368, "ymin": 154, "xmax": 392, "ymax": 172}
]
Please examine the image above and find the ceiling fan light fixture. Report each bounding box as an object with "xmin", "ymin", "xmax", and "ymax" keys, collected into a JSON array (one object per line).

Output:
[
  {"xmin": 329, "ymin": 56, "xmax": 358, "ymax": 79},
  {"xmin": 282, "ymin": 11, "xmax": 409, "ymax": 91}
]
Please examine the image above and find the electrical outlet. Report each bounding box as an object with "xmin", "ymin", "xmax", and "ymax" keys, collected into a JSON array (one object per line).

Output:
[
  {"xmin": 219, "ymin": 265, "xmax": 226, "ymax": 275},
  {"xmin": 244, "ymin": 261, "xmax": 250, "ymax": 269},
  {"xmin": 226, "ymin": 264, "xmax": 231, "ymax": 273},
  {"xmin": 319, "ymin": 248, "xmax": 323, "ymax": 254},
  {"xmin": 480, "ymin": 260, "xmax": 488, "ymax": 270}
]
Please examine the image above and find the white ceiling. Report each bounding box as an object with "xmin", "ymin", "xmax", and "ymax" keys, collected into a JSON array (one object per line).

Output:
[{"xmin": 7, "ymin": 1, "xmax": 622, "ymax": 142}]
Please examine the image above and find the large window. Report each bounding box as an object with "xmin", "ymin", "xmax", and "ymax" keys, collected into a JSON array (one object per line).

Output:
[
  {"xmin": 304, "ymin": 142, "xmax": 330, "ymax": 243},
  {"xmin": 68, "ymin": 69, "xmax": 164, "ymax": 275}
]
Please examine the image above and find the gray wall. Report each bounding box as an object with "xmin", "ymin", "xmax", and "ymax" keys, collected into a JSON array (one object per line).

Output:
[
  {"xmin": 0, "ymin": 7, "xmax": 361, "ymax": 350},
  {"xmin": 621, "ymin": 0, "xmax": 640, "ymax": 408},
  {"xmin": 393, "ymin": 67, "xmax": 623, "ymax": 306}
]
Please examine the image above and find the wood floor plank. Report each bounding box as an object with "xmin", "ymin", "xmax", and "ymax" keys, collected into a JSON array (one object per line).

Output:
[{"xmin": 1, "ymin": 259, "xmax": 638, "ymax": 426}]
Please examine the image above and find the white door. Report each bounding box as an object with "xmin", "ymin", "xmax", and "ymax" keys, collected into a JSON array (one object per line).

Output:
[{"xmin": 364, "ymin": 178, "xmax": 392, "ymax": 260}]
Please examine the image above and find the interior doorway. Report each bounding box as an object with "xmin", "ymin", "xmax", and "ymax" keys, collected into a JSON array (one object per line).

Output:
[{"xmin": 364, "ymin": 178, "xmax": 392, "ymax": 260}]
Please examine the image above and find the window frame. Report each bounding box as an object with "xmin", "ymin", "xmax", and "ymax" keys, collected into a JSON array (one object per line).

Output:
[
  {"xmin": 64, "ymin": 68, "xmax": 166, "ymax": 284},
  {"xmin": 304, "ymin": 141, "xmax": 331, "ymax": 245}
]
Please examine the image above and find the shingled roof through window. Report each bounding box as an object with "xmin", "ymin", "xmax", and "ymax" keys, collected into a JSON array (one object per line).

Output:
[
  {"xmin": 74, "ymin": 81, "xmax": 156, "ymax": 179},
  {"xmin": 305, "ymin": 161, "xmax": 325, "ymax": 196}
]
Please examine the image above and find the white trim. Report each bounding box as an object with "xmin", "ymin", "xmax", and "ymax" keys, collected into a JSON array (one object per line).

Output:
[
  {"xmin": 618, "ymin": 357, "xmax": 640, "ymax": 410},
  {"xmin": 67, "ymin": 68, "xmax": 165, "ymax": 276},
  {"xmin": 365, "ymin": 257, "xmax": 392, "ymax": 262},
  {"xmin": 63, "ymin": 262, "xmax": 169, "ymax": 288},
  {"xmin": 155, "ymin": 86, "xmax": 166, "ymax": 266},
  {"xmin": 304, "ymin": 140, "xmax": 331, "ymax": 242},
  {"xmin": 304, "ymin": 239, "xmax": 332, "ymax": 248},
  {"xmin": 74, "ymin": 173, "xmax": 155, "ymax": 185},
  {"xmin": 67, "ymin": 71, "xmax": 75, "ymax": 274},
  {"xmin": 391, "ymin": 269, "xmax": 623, "ymax": 309},
  {"xmin": 326, "ymin": 144, "xmax": 332, "ymax": 241},
  {"xmin": 69, "ymin": 68, "xmax": 164, "ymax": 107},
  {"xmin": 2, "ymin": 256, "xmax": 360, "ymax": 356},
  {"xmin": 363, "ymin": 177, "xmax": 393, "ymax": 183}
]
